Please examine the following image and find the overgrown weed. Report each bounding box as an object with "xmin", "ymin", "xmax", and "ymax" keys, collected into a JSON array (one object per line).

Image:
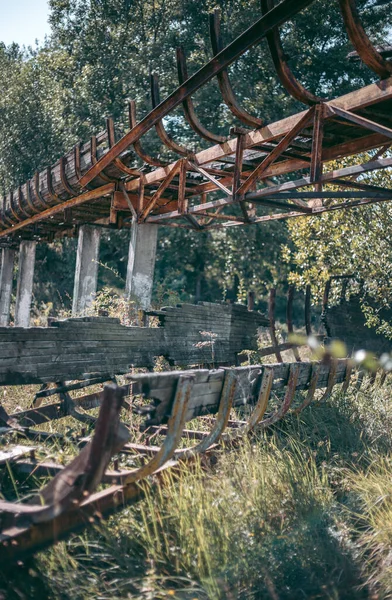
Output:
[{"xmin": 1, "ymin": 382, "xmax": 392, "ymax": 598}]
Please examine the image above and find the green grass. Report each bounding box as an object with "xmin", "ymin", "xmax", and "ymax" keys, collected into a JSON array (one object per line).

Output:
[{"xmin": 1, "ymin": 379, "xmax": 392, "ymax": 599}]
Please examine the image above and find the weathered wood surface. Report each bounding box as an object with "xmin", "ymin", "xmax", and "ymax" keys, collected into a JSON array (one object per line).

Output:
[
  {"xmin": 0, "ymin": 303, "xmax": 267, "ymax": 385},
  {"xmin": 0, "ymin": 357, "xmax": 356, "ymax": 561},
  {"xmin": 128, "ymin": 359, "xmax": 349, "ymax": 425},
  {"xmin": 5, "ymin": 359, "xmax": 350, "ymax": 431}
]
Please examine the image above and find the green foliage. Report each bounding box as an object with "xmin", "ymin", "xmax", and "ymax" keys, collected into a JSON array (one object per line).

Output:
[
  {"xmin": 285, "ymin": 154, "xmax": 392, "ymax": 337},
  {"xmin": 1, "ymin": 1, "xmax": 392, "ymax": 308},
  {"xmin": 2, "ymin": 380, "xmax": 392, "ymax": 598}
]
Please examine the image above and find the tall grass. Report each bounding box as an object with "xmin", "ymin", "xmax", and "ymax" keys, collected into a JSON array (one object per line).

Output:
[{"xmin": 1, "ymin": 379, "xmax": 392, "ymax": 599}]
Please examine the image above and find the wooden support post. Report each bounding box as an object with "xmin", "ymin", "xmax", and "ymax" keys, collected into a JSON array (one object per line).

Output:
[
  {"xmin": 232, "ymin": 129, "xmax": 250, "ymax": 221},
  {"xmin": 310, "ymin": 103, "xmax": 325, "ymax": 207},
  {"xmin": 178, "ymin": 159, "xmax": 188, "ymax": 214},
  {"xmin": 269, "ymin": 288, "xmax": 283, "ymax": 363},
  {"xmin": 15, "ymin": 241, "xmax": 36, "ymax": 327},
  {"xmin": 247, "ymin": 290, "xmax": 255, "ymax": 311},
  {"xmin": 0, "ymin": 248, "xmax": 15, "ymax": 326},
  {"xmin": 72, "ymin": 225, "xmax": 101, "ymax": 316},
  {"xmin": 305, "ymin": 284, "xmax": 312, "ymax": 336}
]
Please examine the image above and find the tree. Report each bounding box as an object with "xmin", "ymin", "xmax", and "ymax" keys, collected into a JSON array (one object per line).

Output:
[
  {"xmin": 284, "ymin": 154, "xmax": 392, "ymax": 338},
  {"xmin": 1, "ymin": 0, "xmax": 392, "ymax": 312}
]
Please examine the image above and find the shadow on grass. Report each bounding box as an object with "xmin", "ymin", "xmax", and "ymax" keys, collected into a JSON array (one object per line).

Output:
[{"xmin": 1, "ymin": 384, "xmax": 390, "ymax": 599}]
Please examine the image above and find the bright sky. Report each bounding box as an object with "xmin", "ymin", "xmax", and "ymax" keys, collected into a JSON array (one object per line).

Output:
[{"xmin": 0, "ymin": 0, "xmax": 51, "ymax": 47}]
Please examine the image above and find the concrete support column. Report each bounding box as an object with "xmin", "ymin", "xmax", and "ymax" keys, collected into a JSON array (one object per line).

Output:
[
  {"xmin": 72, "ymin": 225, "xmax": 101, "ymax": 316},
  {"xmin": 0, "ymin": 248, "xmax": 16, "ymax": 326},
  {"xmin": 125, "ymin": 224, "xmax": 158, "ymax": 310},
  {"xmin": 15, "ymin": 240, "xmax": 36, "ymax": 327}
]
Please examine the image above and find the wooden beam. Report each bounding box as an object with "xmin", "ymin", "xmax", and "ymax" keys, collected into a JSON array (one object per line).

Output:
[
  {"xmin": 328, "ymin": 104, "xmax": 392, "ymax": 139},
  {"xmin": 0, "ymin": 184, "xmax": 115, "ymax": 239},
  {"xmin": 125, "ymin": 78, "xmax": 392, "ymax": 197},
  {"xmin": 236, "ymin": 108, "xmax": 314, "ymax": 197},
  {"xmin": 146, "ymin": 156, "xmax": 392, "ymax": 222},
  {"xmin": 79, "ymin": 0, "xmax": 316, "ymax": 187},
  {"xmin": 139, "ymin": 161, "xmax": 182, "ymax": 222}
]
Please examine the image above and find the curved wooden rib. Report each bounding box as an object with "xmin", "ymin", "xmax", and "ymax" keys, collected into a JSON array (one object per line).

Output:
[
  {"xmin": 269, "ymin": 288, "xmax": 283, "ymax": 362},
  {"xmin": 287, "ymin": 285, "xmax": 301, "ymax": 362},
  {"xmin": 128, "ymin": 100, "xmax": 168, "ymax": 167},
  {"xmin": 176, "ymin": 47, "xmax": 227, "ymax": 144},
  {"xmin": 73, "ymin": 142, "xmax": 92, "ymax": 191},
  {"xmin": 123, "ymin": 374, "xmax": 194, "ymax": 483},
  {"xmin": 9, "ymin": 191, "xmax": 21, "ymax": 222},
  {"xmin": 59, "ymin": 156, "xmax": 79, "ymax": 197},
  {"xmin": 106, "ymin": 118, "xmax": 141, "ymax": 177},
  {"xmin": 17, "ymin": 187, "xmax": 31, "ymax": 219},
  {"xmin": 176, "ymin": 369, "xmax": 237, "ymax": 458},
  {"xmin": 260, "ymin": 0, "xmax": 321, "ymax": 105},
  {"xmin": 293, "ymin": 363, "xmax": 321, "ymax": 414},
  {"xmin": 90, "ymin": 135, "xmax": 117, "ymax": 183},
  {"xmin": 317, "ymin": 359, "xmax": 338, "ymax": 402},
  {"xmin": 223, "ymin": 368, "xmax": 273, "ymax": 440},
  {"xmin": 338, "ymin": 0, "xmax": 392, "ymax": 79},
  {"xmin": 150, "ymin": 73, "xmax": 192, "ymax": 157},
  {"xmin": 25, "ymin": 180, "xmax": 40, "ymax": 215},
  {"xmin": 259, "ymin": 363, "xmax": 300, "ymax": 428},
  {"xmin": 209, "ymin": 9, "xmax": 263, "ymax": 129},
  {"xmin": 46, "ymin": 166, "xmax": 60, "ymax": 203},
  {"xmin": 1, "ymin": 197, "xmax": 15, "ymax": 227}
]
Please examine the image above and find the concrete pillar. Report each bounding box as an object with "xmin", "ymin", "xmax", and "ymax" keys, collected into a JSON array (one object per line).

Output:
[
  {"xmin": 125, "ymin": 224, "xmax": 158, "ymax": 309},
  {"xmin": 0, "ymin": 248, "xmax": 15, "ymax": 326},
  {"xmin": 15, "ymin": 240, "xmax": 36, "ymax": 327},
  {"xmin": 72, "ymin": 225, "xmax": 101, "ymax": 316}
]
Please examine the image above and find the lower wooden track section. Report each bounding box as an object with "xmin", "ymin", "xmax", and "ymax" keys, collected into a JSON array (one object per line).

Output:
[{"xmin": 0, "ymin": 358, "xmax": 381, "ymax": 562}]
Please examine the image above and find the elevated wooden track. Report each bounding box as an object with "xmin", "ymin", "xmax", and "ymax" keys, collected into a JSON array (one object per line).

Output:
[{"xmin": 1, "ymin": 0, "xmax": 392, "ymax": 245}]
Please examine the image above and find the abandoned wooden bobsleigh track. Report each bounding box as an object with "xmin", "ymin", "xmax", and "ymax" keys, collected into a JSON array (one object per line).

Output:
[
  {"xmin": 0, "ymin": 280, "xmax": 387, "ymax": 562},
  {"xmin": 1, "ymin": 0, "xmax": 392, "ymax": 561}
]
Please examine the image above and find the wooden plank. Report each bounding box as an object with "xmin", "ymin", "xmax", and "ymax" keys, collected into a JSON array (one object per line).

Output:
[
  {"xmin": 126, "ymin": 77, "xmax": 392, "ymax": 196},
  {"xmin": 0, "ymin": 446, "xmax": 36, "ymax": 465}
]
